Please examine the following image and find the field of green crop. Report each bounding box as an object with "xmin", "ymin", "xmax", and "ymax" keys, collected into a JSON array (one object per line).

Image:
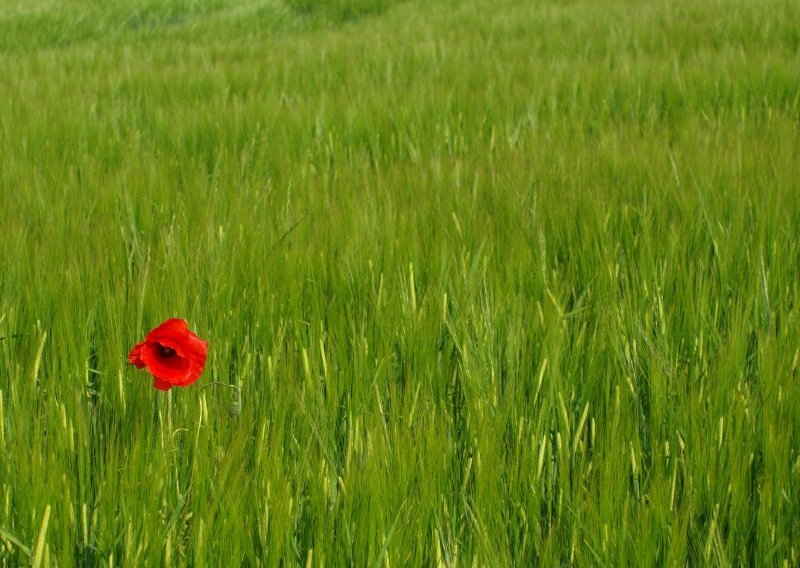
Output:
[{"xmin": 1, "ymin": 0, "xmax": 799, "ymax": 565}]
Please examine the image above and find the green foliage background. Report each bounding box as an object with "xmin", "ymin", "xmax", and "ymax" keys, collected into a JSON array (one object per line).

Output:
[{"xmin": 1, "ymin": 0, "xmax": 799, "ymax": 564}]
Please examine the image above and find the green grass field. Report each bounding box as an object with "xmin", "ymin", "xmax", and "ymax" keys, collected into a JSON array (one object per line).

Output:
[{"xmin": 1, "ymin": 0, "xmax": 799, "ymax": 564}]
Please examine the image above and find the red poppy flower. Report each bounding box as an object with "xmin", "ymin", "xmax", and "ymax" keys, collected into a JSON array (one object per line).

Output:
[{"xmin": 128, "ymin": 318, "xmax": 208, "ymax": 391}]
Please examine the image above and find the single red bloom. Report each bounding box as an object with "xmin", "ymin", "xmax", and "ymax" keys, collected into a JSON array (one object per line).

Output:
[{"xmin": 128, "ymin": 318, "xmax": 208, "ymax": 391}]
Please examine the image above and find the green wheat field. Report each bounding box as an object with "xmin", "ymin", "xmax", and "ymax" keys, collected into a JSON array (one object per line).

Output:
[{"xmin": 1, "ymin": 0, "xmax": 799, "ymax": 565}]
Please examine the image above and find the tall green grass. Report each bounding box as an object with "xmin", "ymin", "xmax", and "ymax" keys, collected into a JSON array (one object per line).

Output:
[{"xmin": 1, "ymin": 0, "xmax": 799, "ymax": 564}]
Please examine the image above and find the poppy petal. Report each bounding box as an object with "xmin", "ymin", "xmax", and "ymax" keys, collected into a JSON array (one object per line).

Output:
[
  {"xmin": 157, "ymin": 332, "xmax": 207, "ymax": 385},
  {"xmin": 153, "ymin": 378, "xmax": 172, "ymax": 391},
  {"xmin": 140, "ymin": 342, "xmax": 191, "ymax": 383},
  {"xmin": 145, "ymin": 318, "xmax": 189, "ymax": 343},
  {"xmin": 185, "ymin": 332, "xmax": 209, "ymax": 371},
  {"xmin": 128, "ymin": 342, "xmax": 146, "ymax": 369}
]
